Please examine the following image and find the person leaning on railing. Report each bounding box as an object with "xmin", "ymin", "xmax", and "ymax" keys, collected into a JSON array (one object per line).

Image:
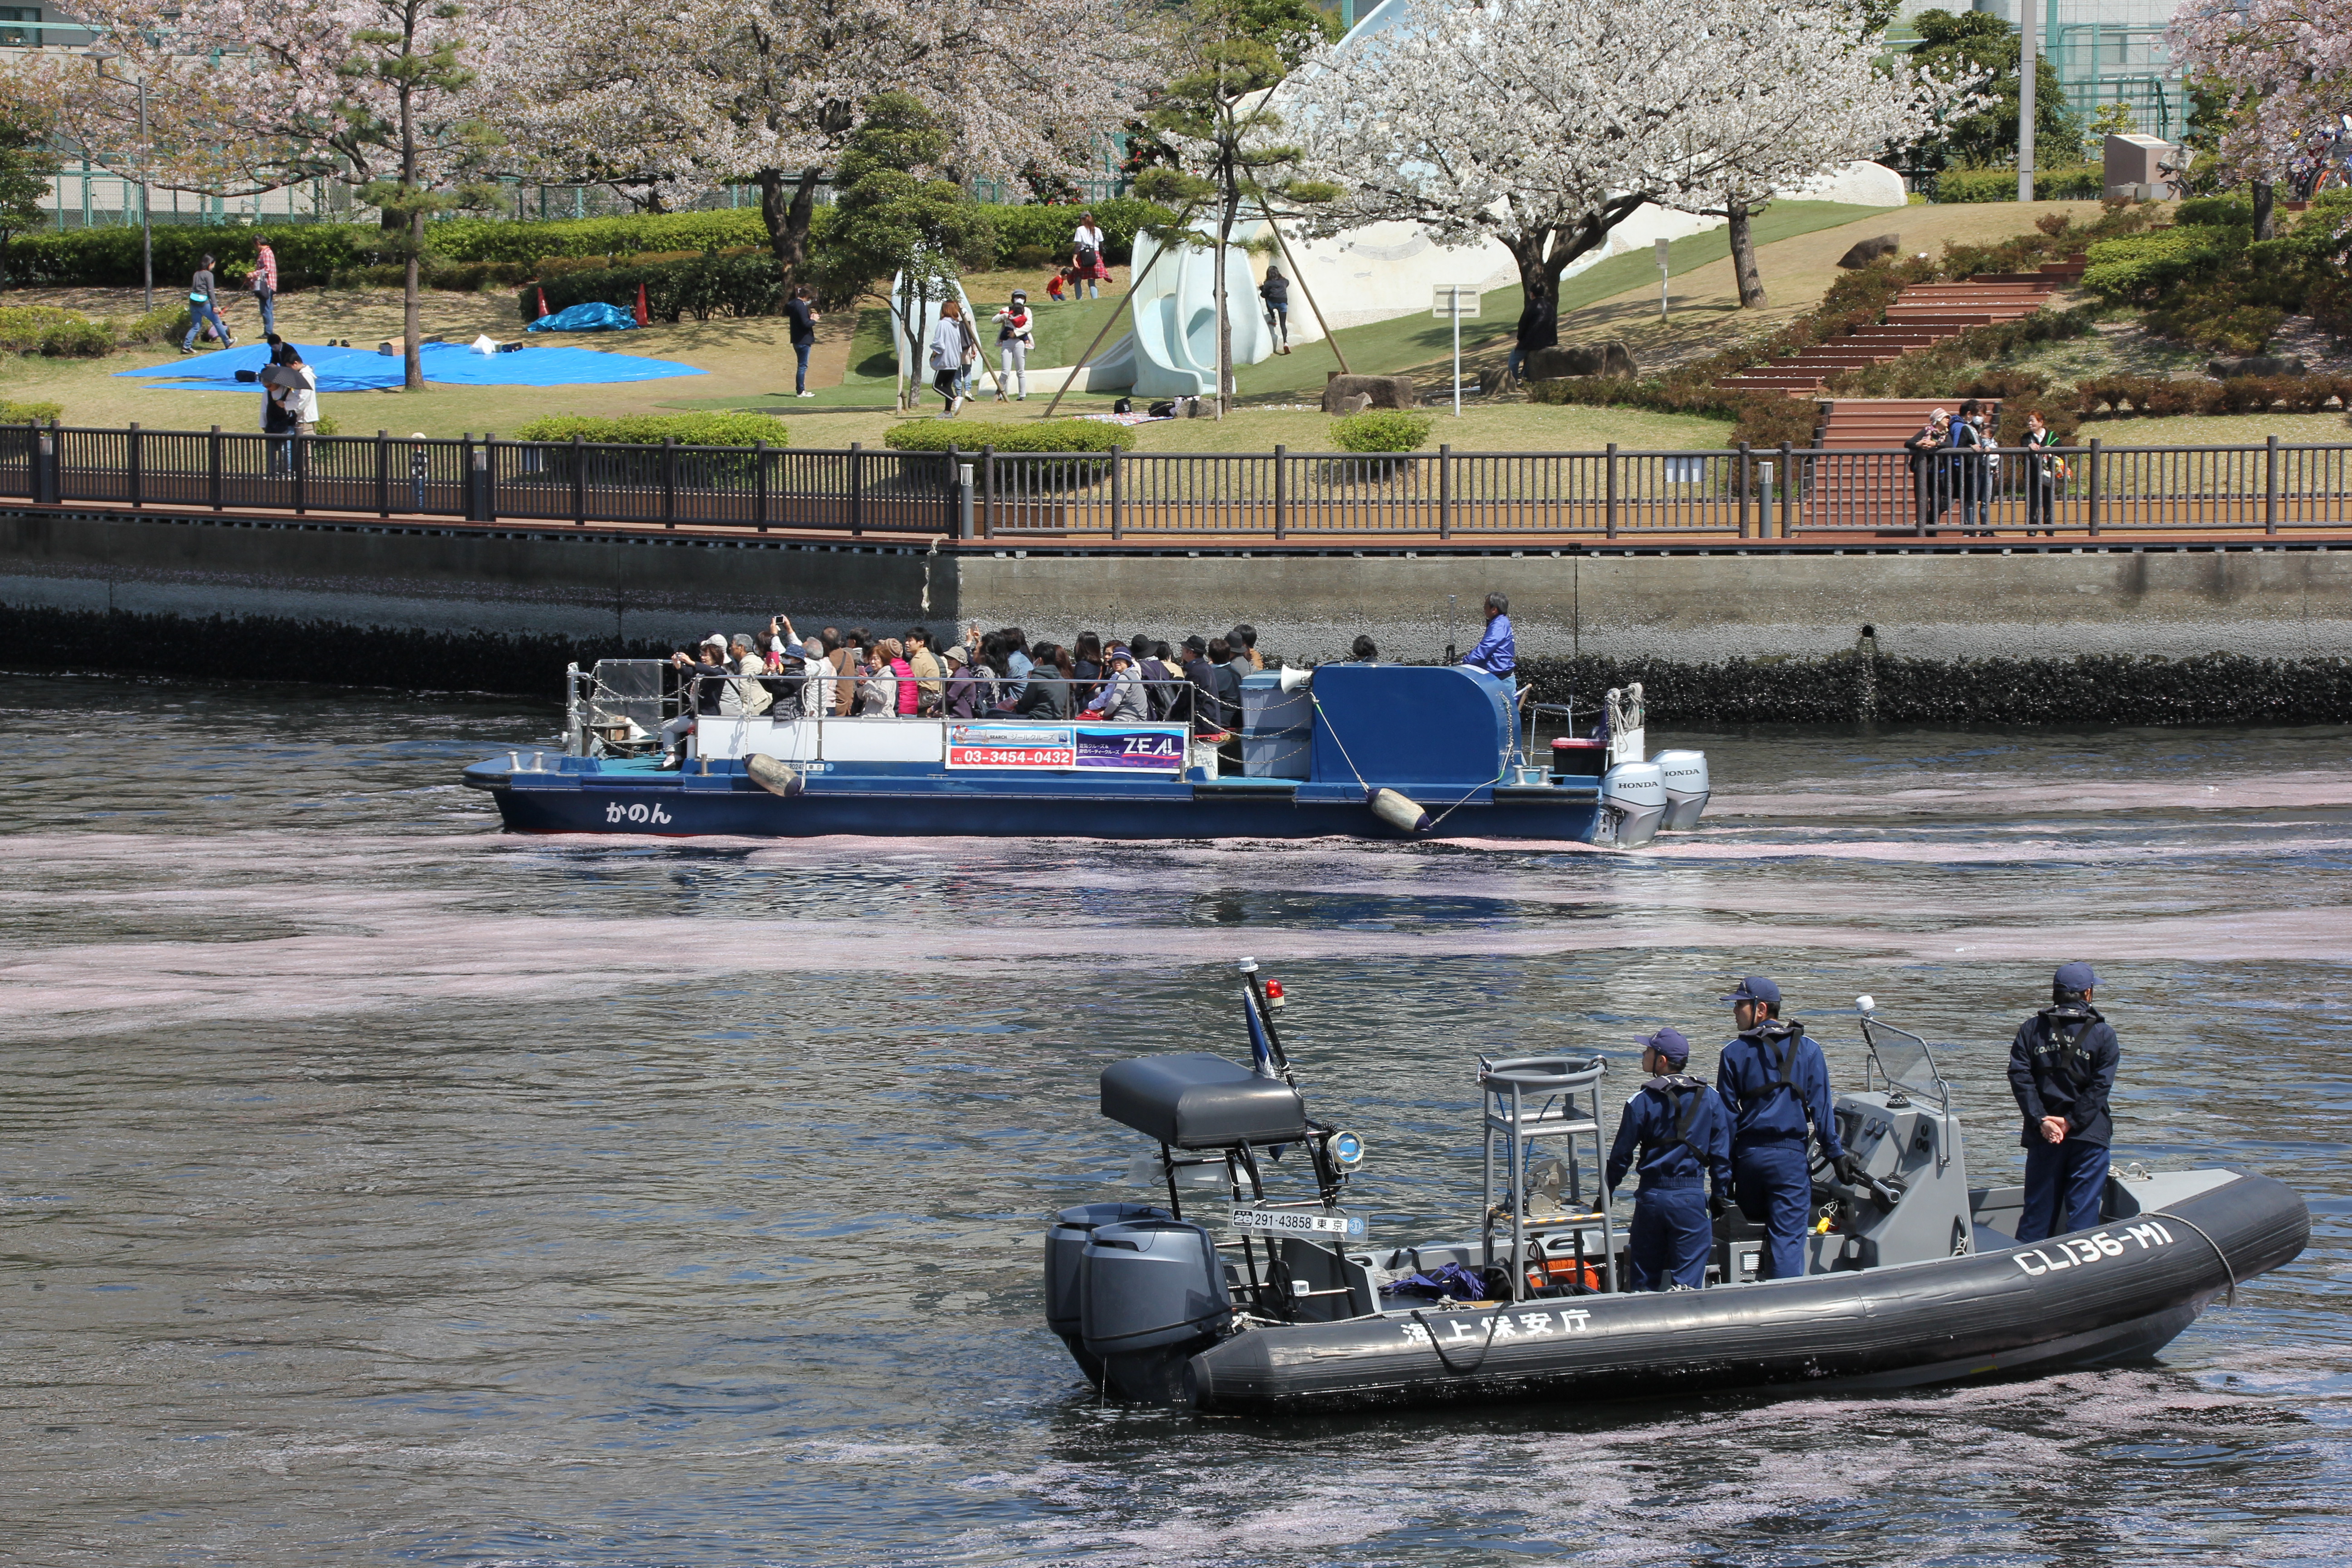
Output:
[{"xmin": 1903, "ymin": 409, "xmax": 1950, "ymax": 534}]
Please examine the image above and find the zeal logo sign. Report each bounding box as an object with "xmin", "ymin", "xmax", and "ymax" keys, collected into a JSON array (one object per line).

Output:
[{"xmin": 2012, "ymin": 1219, "xmax": 2177, "ymax": 1276}]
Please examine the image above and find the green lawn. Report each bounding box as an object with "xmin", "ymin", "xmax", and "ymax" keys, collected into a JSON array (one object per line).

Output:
[{"xmin": 1230, "ymin": 201, "xmax": 1887, "ymax": 395}]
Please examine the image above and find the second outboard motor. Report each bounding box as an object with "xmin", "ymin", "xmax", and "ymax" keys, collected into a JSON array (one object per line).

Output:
[
  {"xmin": 1599, "ymin": 760, "xmax": 1666, "ymax": 848},
  {"xmin": 1046, "ymin": 1201, "xmax": 1169, "ymax": 1381},
  {"xmin": 1080, "ymin": 1217, "xmax": 1231, "ymax": 1402},
  {"xmin": 1654, "ymin": 749, "xmax": 1710, "ymax": 831}
]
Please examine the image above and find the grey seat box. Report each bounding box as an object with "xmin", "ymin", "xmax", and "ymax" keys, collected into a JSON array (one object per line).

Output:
[{"xmin": 1101, "ymin": 1053, "xmax": 1309, "ymax": 1149}]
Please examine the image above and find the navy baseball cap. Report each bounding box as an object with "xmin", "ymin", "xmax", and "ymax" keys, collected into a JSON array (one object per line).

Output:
[
  {"xmin": 1721, "ymin": 976, "xmax": 1780, "ymax": 1007},
  {"xmin": 1638, "ymin": 1027, "xmax": 1691, "ymax": 1065},
  {"xmin": 2054, "ymin": 961, "xmax": 2099, "ymax": 992}
]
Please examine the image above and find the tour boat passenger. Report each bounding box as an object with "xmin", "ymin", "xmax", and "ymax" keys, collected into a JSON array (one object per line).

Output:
[
  {"xmin": 658, "ymin": 635, "xmax": 734, "ymax": 770},
  {"xmin": 1086, "ymin": 648, "xmax": 1148, "ymax": 721},
  {"xmin": 906, "ymin": 627, "xmax": 945, "ymax": 716},
  {"xmin": 944, "ymin": 646, "xmax": 986, "ymax": 719}
]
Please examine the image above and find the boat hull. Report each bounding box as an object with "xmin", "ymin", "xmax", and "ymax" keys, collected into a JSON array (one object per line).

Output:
[
  {"xmin": 1181, "ymin": 1168, "xmax": 2308, "ymax": 1415},
  {"xmin": 467, "ymin": 765, "xmax": 1607, "ymax": 842}
]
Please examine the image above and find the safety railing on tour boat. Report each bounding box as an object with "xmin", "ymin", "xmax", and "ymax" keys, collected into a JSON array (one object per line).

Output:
[{"xmin": 3, "ymin": 421, "xmax": 2349, "ymax": 540}]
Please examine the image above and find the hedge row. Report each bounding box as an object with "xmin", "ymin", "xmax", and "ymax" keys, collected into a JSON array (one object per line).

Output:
[
  {"xmin": 881, "ymin": 417, "xmax": 1134, "ymax": 453},
  {"xmin": 5, "ymin": 198, "xmax": 1178, "ymax": 291},
  {"xmin": 510, "ymin": 412, "xmax": 789, "ymax": 446},
  {"xmin": 2075, "ymin": 373, "xmax": 2352, "ymax": 417},
  {"xmin": 1935, "ymin": 166, "xmax": 2104, "ymax": 204},
  {"xmin": 1519, "ymin": 650, "xmax": 2352, "ymax": 726},
  {"xmin": 517, "ymin": 250, "xmax": 787, "ymax": 324}
]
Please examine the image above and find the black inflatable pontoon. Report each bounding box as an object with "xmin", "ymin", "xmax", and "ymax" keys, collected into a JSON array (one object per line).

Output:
[{"xmin": 1045, "ymin": 963, "xmax": 2310, "ymax": 1415}]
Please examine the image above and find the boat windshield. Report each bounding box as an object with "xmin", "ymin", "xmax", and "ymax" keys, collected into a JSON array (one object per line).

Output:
[{"xmin": 1863, "ymin": 1019, "xmax": 1949, "ymax": 1108}]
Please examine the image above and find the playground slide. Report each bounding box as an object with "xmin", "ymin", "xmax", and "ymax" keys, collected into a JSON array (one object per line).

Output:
[{"xmin": 1122, "ymin": 230, "xmax": 1276, "ymax": 398}]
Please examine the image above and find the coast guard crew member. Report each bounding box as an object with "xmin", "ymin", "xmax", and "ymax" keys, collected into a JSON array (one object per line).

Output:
[
  {"xmin": 1716, "ymin": 976, "xmax": 1864, "ymax": 1281},
  {"xmin": 1605, "ymin": 1027, "xmax": 1732, "ymax": 1291},
  {"xmin": 2008, "ymin": 961, "xmax": 2122, "ymax": 1243}
]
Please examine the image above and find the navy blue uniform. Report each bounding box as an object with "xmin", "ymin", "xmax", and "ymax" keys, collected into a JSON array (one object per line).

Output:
[
  {"xmin": 1607, "ymin": 1074, "xmax": 1733, "ymax": 1290},
  {"xmin": 1717, "ymin": 1021, "xmax": 1846, "ymax": 1281},
  {"xmin": 2008, "ymin": 1004, "xmax": 2121, "ymax": 1242}
]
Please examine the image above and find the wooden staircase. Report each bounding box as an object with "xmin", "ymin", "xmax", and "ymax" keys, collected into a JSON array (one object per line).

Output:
[
  {"xmin": 1715, "ymin": 255, "xmax": 2087, "ymax": 396},
  {"xmin": 1803, "ymin": 397, "xmax": 2009, "ymax": 533}
]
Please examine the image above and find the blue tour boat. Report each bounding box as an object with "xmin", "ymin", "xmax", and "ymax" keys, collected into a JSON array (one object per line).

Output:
[{"xmin": 461, "ymin": 660, "xmax": 1709, "ymax": 844}]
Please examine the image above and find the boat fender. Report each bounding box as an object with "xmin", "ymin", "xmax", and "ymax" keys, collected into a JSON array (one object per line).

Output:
[
  {"xmin": 1370, "ymin": 788, "xmax": 1431, "ymax": 835},
  {"xmin": 746, "ymin": 755, "xmax": 804, "ymax": 798}
]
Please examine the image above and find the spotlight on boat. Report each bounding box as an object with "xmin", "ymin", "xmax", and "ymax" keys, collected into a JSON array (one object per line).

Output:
[
  {"xmin": 1856, "ymin": 994, "xmax": 1877, "ymax": 1014},
  {"xmin": 1325, "ymin": 1129, "xmax": 1366, "ymax": 1169}
]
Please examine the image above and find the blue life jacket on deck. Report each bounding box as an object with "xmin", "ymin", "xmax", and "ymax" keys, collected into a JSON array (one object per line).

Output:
[{"xmin": 1716, "ymin": 1020, "xmax": 1845, "ymax": 1158}]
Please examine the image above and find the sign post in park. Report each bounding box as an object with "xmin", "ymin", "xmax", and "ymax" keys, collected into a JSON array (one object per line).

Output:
[
  {"xmin": 1432, "ymin": 285, "xmax": 1480, "ymax": 416},
  {"xmin": 1655, "ymin": 238, "xmax": 1671, "ymax": 322}
]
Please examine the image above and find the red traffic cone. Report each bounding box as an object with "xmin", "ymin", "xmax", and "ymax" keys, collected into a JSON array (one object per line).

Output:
[
  {"xmin": 535, "ymin": 286, "xmax": 549, "ymax": 320},
  {"xmin": 633, "ymin": 282, "xmax": 649, "ymax": 328}
]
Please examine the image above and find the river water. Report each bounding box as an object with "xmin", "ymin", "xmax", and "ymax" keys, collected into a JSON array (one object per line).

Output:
[{"xmin": 4, "ymin": 672, "xmax": 2349, "ymax": 1567}]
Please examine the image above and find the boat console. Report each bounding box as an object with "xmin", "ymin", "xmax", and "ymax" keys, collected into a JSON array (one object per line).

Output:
[{"xmin": 1044, "ymin": 962, "xmax": 2309, "ymax": 1412}]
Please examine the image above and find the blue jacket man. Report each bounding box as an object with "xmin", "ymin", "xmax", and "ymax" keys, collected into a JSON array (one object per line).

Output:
[
  {"xmin": 1459, "ymin": 592, "xmax": 1514, "ymax": 678},
  {"xmin": 1715, "ymin": 976, "xmax": 1861, "ymax": 1281},
  {"xmin": 1606, "ymin": 1027, "xmax": 1733, "ymax": 1291},
  {"xmin": 2007, "ymin": 960, "xmax": 2122, "ymax": 1243}
]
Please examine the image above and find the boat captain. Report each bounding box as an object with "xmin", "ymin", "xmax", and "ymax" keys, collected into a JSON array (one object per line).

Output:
[{"xmin": 1717, "ymin": 976, "xmax": 1867, "ymax": 1280}]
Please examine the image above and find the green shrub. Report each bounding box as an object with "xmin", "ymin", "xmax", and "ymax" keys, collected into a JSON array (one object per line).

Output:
[
  {"xmin": 4, "ymin": 222, "xmax": 378, "ymax": 289},
  {"xmin": 1935, "ymin": 165, "xmax": 2104, "ymax": 204},
  {"xmin": 2082, "ymin": 225, "xmax": 2243, "ymax": 304},
  {"xmin": 432, "ymin": 209, "xmax": 777, "ymax": 267},
  {"xmin": 0, "ymin": 304, "xmax": 90, "ymax": 352},
  {"xmin": 40, "ymin": 317, "xmax": 113, "ymax": 357},
  {"xmin": 882, "ymin": 416, "xmax": 1133, "ymax": 453},
  {"xmin": 0, "ymin": 397, "xmax": 63, "ymax": 422},
  {"xmin": 512, "ymin": 412, "xmax": 789, "ymax": 446},
  {"xmin": 1330, "ymin": 409, "xmax": 1434, "ymax": 452},
  {"xmin": 118, "ymin": 302, "xmax": 191, "ymax": 343}
]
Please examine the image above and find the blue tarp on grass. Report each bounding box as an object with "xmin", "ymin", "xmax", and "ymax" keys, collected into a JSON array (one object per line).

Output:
[
  {"xmin": 116, "ymin": 339, "xmax": 705, "ymax": 392},
  {"xmin": 525, "ymin": 302, "xmax": 639, "ymax": 333}
]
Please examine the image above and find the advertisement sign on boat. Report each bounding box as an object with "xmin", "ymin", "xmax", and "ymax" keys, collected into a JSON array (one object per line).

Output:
[{"xmin": 946, "ymin": 724, "xmax": 1188, "ymax": 773}]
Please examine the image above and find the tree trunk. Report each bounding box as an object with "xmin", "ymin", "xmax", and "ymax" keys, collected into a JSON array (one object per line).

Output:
[
  {"xmin": 759, "ymin": 166, "xmax": 826, "ymax": 281},
  {"xmin": 1728, "ymin": 200, "xmax": 1766, "ymax": 309},
  {"xmin": 1214, "ymin": 164, "xmax": 1238, "ymax": 419},
  {"xmin": 2252, "ymin": 179, "xmax": 2274, "ymax": 242},
  {"xmin": 399, "ymin": 85, "xmax": 422, "ymax": 392}
]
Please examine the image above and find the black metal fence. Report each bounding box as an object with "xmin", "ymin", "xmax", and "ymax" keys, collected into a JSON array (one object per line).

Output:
[{"xmin": 4, "ymin": 422, "xmax": 2349, "ymax": 541}]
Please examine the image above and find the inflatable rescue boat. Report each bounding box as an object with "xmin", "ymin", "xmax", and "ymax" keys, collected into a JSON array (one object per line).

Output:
[{"xmin": 1045, "ymin": 965, "xmax": 2309, "ymax": 1414}]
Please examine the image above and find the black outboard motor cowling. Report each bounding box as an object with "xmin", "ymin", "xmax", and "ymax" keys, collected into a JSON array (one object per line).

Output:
[
  {"xmin": 1045, "ymin": 1201, "xmax": 1171, "ymax": 1382},
  {"xmin": 1079, "ymin": 1217, "xmax": 1231, "ymax": 1402}
]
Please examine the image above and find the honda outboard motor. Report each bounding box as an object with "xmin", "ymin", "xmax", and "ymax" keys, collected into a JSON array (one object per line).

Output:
[
  {"xmin": 1654, "ymin": 749, "xmax": 1710, "ymax": 831},
  {"xmin": 1046, "ymin": 1201, "xmax": 1169, "ymax": 1381},
  {"xmin": 1079, "ymin": 1216, "xmax": 1231, "ymax": 1402},
  {"xmin": 1598, "ymin": 760, "xmax": 1666, "ymax": 848}
]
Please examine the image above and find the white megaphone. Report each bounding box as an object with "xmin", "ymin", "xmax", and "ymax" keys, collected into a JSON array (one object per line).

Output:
[{"xmin": 1279, "ymin": 665, "xmax": 1312, "ymax": 694}]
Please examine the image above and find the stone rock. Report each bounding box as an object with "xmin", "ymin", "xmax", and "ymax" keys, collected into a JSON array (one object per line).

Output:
[
  {"xmin": 2207, "ymin": 355, "xmax": 2308, "ymax": 379},
  {"xmin": 1523, "ymin": 341, "xmax": 1638, "ymax": 381},
  {"xmin": 1835, "ymin": 234, "xmax": 1901, "ymax": 269},
  {"xmin": 1322, "ymin": 373, "xmax": 1420, "ymax": 413}
]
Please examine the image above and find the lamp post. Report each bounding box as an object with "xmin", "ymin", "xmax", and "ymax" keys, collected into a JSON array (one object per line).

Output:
[{"xmin": 83, "ymin": 45, "xmax": 152, "ymax": 312}]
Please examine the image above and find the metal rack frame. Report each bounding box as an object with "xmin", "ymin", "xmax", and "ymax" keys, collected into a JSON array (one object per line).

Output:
[{"xmin": 1480, "ymin": 1054, "xmax": 1617, "ymax": 1300}]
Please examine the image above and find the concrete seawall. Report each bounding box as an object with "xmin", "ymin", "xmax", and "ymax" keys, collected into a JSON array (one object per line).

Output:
[{"xmin": 4, "ymin": 506, "xmax": 2349, "ymax": 720}]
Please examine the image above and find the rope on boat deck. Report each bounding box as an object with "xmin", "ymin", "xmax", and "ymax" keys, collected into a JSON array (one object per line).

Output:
[
  {"xmin": 1410, "ymin": 1306, "xmax": 1502, "ymax": 1376},
  {"xmin": 2156, "ymin": 1210, "xmax": 2238, "ymax": 1308}
]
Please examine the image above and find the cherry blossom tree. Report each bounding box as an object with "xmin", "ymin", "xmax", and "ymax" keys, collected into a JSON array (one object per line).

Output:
[
  {"xmin": 500, "ymin": 0, "xmax": 1156, "ymax": 281},
  {"xmin": 2169, "ymin": 0, "xmax": 2352, "ymax": 239},
  {"xmin": 23, "ymin": 0, "xmax": 516, "ymax": 388},
  {"xmin": 1289, "ymin": 0, "xmax": 1971, "ymax": 325},
  {"xmin": 1684, "ymin": 0, "xmax": 1979, "ymax": 308}
]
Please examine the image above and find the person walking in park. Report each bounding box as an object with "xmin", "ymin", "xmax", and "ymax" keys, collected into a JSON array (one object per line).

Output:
[
  {"xmin": 786, "ymin": 284, "xmax": 821, "ymax": 397},
  {"xmin": 1259, "ymin": 265, "xmax": 1291, "ymax": 354},
  {"xmin": 992, "ymin": 290, "xmax": 1035, "ymax": 401},
  {"xmin": 930, "ymin": 300, "xmax": 968, "ymax": 414},
  {"xmin": 250, "ymin": 241, "xmax": 278, "ymax": 338},
  {"xmin": 1071, "ymin": 212, "xmax": 1107, "ymax": 301},
  {"xmin": 182, "ymin": 254, "xmax": 234, "ymax": 353}
]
